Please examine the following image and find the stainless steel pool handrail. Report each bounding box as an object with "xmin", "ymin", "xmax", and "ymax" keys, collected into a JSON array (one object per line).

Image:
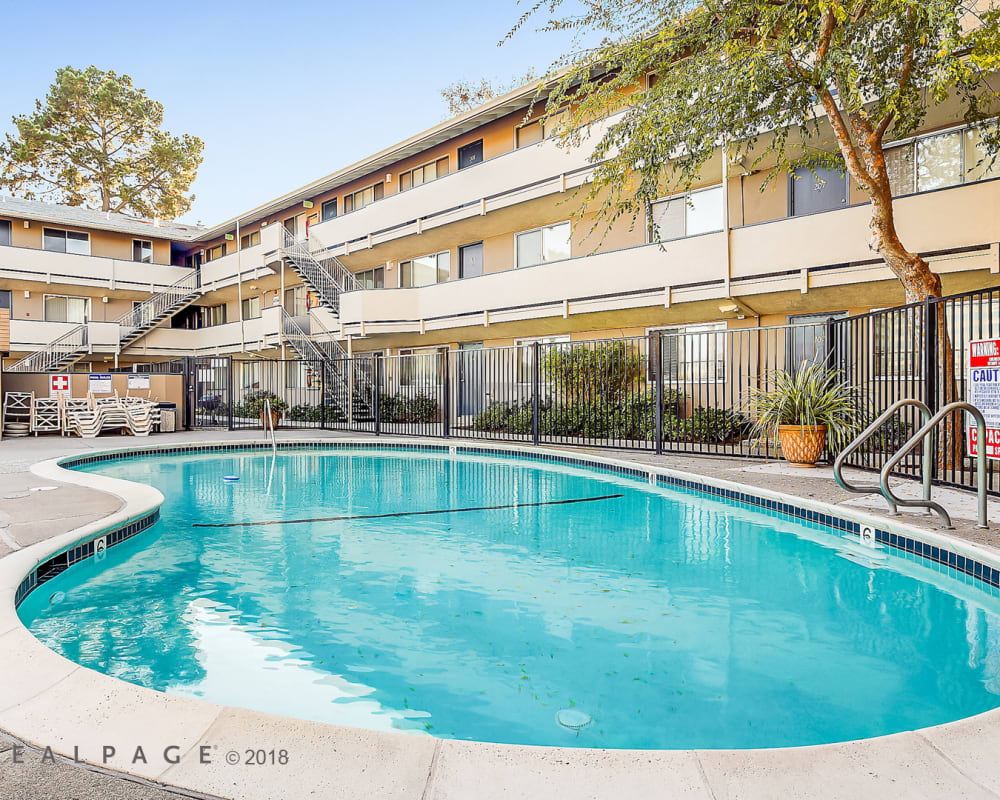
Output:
[
  {"xmin": 879, "ymin": 401, "xmax": 989, "ymax": 530},
  {"xmin": 834, "ymin": 398, "xmax": 932, "ymax": 516},
  {"xmin": 263, "ymin": 399, "xmax": 277, "ymax": 455}
]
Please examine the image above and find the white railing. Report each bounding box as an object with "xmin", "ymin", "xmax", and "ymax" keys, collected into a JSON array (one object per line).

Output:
[
  {"xmin": 277, "ymin": 227, "xmax": 358, "ymax": 313},
  {"xmin": 117, "ymin": 270, "xmax": 200, "ymax": 341},
  {"xmin": 7, "ymin": 269, "xmax": 200, "ymax": 373},
  {"xmin": 6, "ymin": 323, "xmax": 88, "ymax": 372}
]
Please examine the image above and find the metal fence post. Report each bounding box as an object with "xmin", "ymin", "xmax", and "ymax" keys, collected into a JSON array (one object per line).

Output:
[
  {"xmin": 442, "ymin": 350, "xmax": 451, "ymax": 438},
  {"xmin": 923, "ymin": 298, "xmax": 939, "ymax": 481},
  {"xmin": 654, "ymin": 331, "xmax": 663, "ymax": 455},
  {"xmin": 227, "ymin": 357, "xmax": 233, "ymax": 431},
  {"xmin": 374, "ymin": 357, "xmax": 381, "ymax": 436},
  {"xmin": 532, "ymin": 341, "xmax": 540, "ymax": 446},
  {"xmin": 321, "ymin": 361, "xmax": 327, "ymax": 430}
]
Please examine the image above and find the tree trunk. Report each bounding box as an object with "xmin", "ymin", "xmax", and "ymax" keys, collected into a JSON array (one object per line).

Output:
[{"xmin": 868, "ymin": 190, "xmax": 960, "ymax": 476}]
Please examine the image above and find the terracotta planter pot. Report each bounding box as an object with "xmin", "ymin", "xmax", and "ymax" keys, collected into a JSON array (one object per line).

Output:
[
  {"xmin": 260, "ymin": 410, "xmax": 281, "ymax": 429},
  {"xmin": 778, "ymin": 424, "xmax": 827, "ymax": 467}
]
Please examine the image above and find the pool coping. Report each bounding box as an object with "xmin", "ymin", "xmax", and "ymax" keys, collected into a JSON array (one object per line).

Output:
[{"xmin": 2, "ymin": 436, "xmax": 1000, "ymax": 800}]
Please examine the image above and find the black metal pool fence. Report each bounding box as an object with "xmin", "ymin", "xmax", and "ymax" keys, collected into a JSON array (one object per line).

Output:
[{"xmin": 181, "ymin": 286, "xmax": 1000, "ymax": 496}]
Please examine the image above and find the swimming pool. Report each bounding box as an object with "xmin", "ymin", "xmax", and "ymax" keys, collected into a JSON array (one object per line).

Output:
[{"xmin": 17, "ymin": 445, "xmax": 1000, "ymax": 750}]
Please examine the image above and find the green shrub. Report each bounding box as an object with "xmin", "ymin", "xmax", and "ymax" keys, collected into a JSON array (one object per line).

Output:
[
  {"xmin": 234, "ymin": 391, "xmax": 288, "ymax": 419},
  {"xmin": 683, "ymin": 407, "xmax": 750, "ymax": 443},
  {"xmin": 287, "ymin": 403, "xmax": 323, "ymax": 422},
  {"xmin": 380, "ymin": 393, "xmax": 439, "ymax": 424}
]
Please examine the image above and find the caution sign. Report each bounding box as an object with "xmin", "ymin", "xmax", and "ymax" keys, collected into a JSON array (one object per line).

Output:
[
  {"xmin": 49, "ymin": 374, "xmax": 71, "ymax": 399},
  {"xmin": 967, "ymin": 338, "xmax": 1000, "ymax": 459}
]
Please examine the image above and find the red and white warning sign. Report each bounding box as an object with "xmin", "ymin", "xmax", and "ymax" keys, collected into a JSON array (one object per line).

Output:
[
  {"xmin": 968, "ymin": 338, "xmax": 1000, "ymax": 459},
  {"xmin": 48, "ymin": 374, "xmax": 71, "ymax": 399}
]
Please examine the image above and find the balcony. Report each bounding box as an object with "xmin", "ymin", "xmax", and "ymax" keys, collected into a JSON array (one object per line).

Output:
[
  {"xmin": 338, "ymin": 177, "xmax": 1000, "ymax": 338},
  {"xmin": 199, "ymin": 242, "xmax": 271, "ymax": 290},
  {"xmin": 10, "ymin": 319, "xmax": 123, "ymax": 354},
  {"xmin": 339, "ymin": 234, "xmax": 730, "ymax": 336},
  {"xmin": 730, "ymin": 174, "xmax": 1000, "ymax": 282},
  {"xmin": 306, "ymin": 114, "xmax": 622, "ymax": 257},
  {"xmin": 129, "ymin": 306, "xmax": 283, "ymax": 357},
  {"xmin": 0, "ymin": 245, "xmax": 192, "ymax": 292}
]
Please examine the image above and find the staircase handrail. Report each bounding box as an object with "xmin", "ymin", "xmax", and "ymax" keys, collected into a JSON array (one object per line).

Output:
[
  {"xmin": 117, "ymin": 269, "xmax": 201, "ymax": 337},
  {"xmin": 307, "ymin": 232, "xmax": 360, "ymax": 293},
  {"xmin": 6, "ymin": 322, "xmax": 88, "ymax": 373}
]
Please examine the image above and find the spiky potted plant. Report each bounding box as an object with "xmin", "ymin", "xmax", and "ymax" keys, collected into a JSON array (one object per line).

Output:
[{"xmin": 748, "ymin": 361, "xmax": 859, "ymax": 467}]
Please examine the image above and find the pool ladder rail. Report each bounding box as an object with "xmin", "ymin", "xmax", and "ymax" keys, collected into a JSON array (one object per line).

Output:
[
  {"xmin": 834, "ymin": 399, "xmax": 988, "ymax": 530},
  {"xmin": 263, "ymin": 398, "xmax": 277, "ymax": 455}
]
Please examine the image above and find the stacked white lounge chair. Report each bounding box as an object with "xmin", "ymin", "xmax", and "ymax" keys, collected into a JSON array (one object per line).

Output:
[
  {"xmin": 2, "ymin": 392, "xmax": 33, "ymax": 438},
  {"xmin": 59, "ymin": 394, "xmax": 161, "ymax": 439}
]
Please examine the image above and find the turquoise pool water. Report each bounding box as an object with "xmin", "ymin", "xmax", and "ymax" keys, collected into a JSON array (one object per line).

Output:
[{"xmin": 18, "ymin": 448, "xmax": 1000, "ymax": 749}]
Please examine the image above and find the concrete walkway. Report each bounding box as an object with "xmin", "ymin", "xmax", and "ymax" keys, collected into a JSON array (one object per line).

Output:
[{"xmin": 0, "ymin": 430, "xmax": 997, "ymax": 799}]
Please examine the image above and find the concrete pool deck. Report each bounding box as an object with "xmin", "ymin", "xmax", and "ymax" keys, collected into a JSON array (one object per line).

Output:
[{"xmin": 2, "ymin": 430, "xmax": 1000, "ymax": 799}]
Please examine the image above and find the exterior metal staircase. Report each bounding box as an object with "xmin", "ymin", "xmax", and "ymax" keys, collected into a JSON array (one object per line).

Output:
[
  {"xmin": 7, "ymin": 270, "xmax": 201, "ymax": 373},
  {"xmin": 279, "ymin": 309, "xmax": 375, "ymax": 422},
  {"xmin": 275, "ymin": 227, "xmax": 358, "ymax": 315}
]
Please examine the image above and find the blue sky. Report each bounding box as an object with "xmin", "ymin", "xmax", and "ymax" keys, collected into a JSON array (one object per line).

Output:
[{"xmin": 0, "ymin": 0, "xmax": 585, "ymax": 226}]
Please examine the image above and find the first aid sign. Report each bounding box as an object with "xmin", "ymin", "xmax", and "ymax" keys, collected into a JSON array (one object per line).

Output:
[
  {"xmin": 49, "ymin": 374, "xmax": 71, "ymax": 399},
  {"xmin": 968, "ymin": 338, "xmax": 1000, "ymax": 459}
]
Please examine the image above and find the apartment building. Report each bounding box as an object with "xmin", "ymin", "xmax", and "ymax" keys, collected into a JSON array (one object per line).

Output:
[{"xmin": 0, "ymin": 78, "xmax": 998, "ymax": 382}]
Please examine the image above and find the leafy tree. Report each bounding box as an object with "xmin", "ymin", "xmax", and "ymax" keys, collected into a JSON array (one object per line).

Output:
[
  {"xmin": 441, "ymin": 70, "xmax": 539, "ymax": 115},
  {"xmin": 0, "ymin": 66, "xmax": 203, "ymax": 219},
  {"xmin": 511, "ymin": 0, "xmax": 1000, "ymax": 303}
]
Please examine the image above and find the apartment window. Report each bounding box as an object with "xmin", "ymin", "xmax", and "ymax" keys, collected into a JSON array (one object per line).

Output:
[
  {"xmin": 0, "ymin": 220, "xmax": 10, "ymax": 247},
  {"xmin": 133, "ymin": 239, "xmax": 153, "ymax": 263},
  {"xmin": 283, "ymin": 217, "xmax": 297, "ymax": 236},
  {"xmin": 790, "ymin": 167, "xmax": 847, "ymax": 216},
  {"xmin": 203, "ymin": 305, "xmax": 226, "ymax": 327},
  {"xmin": 356, "ymin": 266, "xmax": 385, "ymax": 290},
  {"xmin": 0, "ymin": 289, "xmax": 12, "ymax": 310},
  {"xmin": 284, "ymin": 285, "xmax": 319, "ymax": 316},
  {"xmin": 400, "ymin": 158, "xmax": 449, "ymax": 191},
  {"xmin": 917, "ymin": 130, "xmax": 963, "ymax": 192},
  {"xmin": 240, "ymin": 231, "xmax": 260, "ymax": 249},
  {"xmin": 321, "ymin": 199, "xmax": 338, "ymax": 221},
  {"xmin": 650, "ymin": 186, "xmax": 724, "ymax": 240},
  {"xmin": 401, "ymin": 251, "xmax": 450, "ymax": 287},
  {"xmin": 286, "ymin": 361, "xmax": 315, "ymax": 389},
  {"xmin": 400, "ymin": 346, "xmax": 447, "ymax": 386},
  {"xmin": 42, "ymin": 228, "xmax": 90, "ymax": 255},
  {"xmin": 44, "ymin": 294, "xmax": 90, "ymax": 323},
  {"xmin": 883, "ymin": 124, "xmax": 999, "ymax": 197},
  {"xmin": 343, "ymin": 182, "xmax": 384, "ymax": 214},
  {"xmin": 515, "ymin": 113, "xmax": 565, "ymax": 148},
  {"xmin": 515, "ymin": 222, "xmax": 571, "ymax": 268},
  {"xmin": 515, "ymin": 335, "xmax": 571, "ymax": 382},
  {"xmin": 241, "ymin": 296, "xmax": 262, "ymax": 319},
  {"xmin": 652, "ymin": 322, "xmax": 727, "ymax": 383},
  {"xmin": 204, "ymin": 243, "xmax": 227, "ymax": 262},
  {"xmin": 171, "ymin": 304, "xmax": 227, "ymax": 329}
]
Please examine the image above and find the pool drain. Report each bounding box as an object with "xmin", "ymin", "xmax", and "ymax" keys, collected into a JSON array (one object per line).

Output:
[{"xmin": 556, "ymin": 709, "xmax": 592, "ymax": 731}]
